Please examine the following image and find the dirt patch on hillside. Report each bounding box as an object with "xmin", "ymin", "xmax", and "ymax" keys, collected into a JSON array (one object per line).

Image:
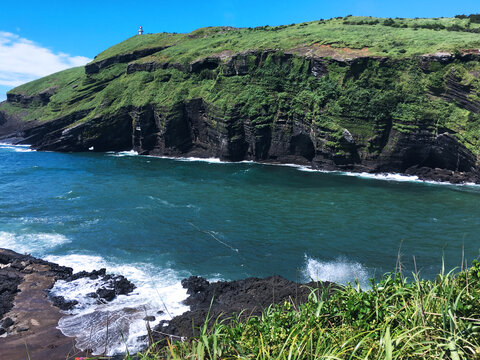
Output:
[{"xmin": 290, "ymin": 43, "xmax": 370, "ymax": 60}]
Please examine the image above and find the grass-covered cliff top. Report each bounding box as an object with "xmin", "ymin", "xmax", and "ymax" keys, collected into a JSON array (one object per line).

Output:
[
  {"xmin": 7, "ymin": 15, "xmax": 480, "ymax": 100},
  {"xmin": 94, "ymin": 15, "xmax": 480, "ymax": 64}
]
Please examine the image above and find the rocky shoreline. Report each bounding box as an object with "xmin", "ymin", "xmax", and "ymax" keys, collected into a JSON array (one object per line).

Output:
[
  {"xmin": 1, "ymin": 138, "xmax": 479, "ymax": 185},
  {"xmin": 0, "ymin": 248, "xmax": 333, "ymax": 359},
  {"xmin": 0, "ymin": 248, "xmax": 135, "ymax": 360}
]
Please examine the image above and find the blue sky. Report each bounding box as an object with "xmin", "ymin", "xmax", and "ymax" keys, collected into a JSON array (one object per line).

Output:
[{"xmin": 0, "ymin": 0, "xmax": 479, "ymax": 100}]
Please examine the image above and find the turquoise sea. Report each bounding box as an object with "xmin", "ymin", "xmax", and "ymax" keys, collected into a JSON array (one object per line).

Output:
[{"xmin": 1, "ymin": 143, "xmax": 479, "ymax": 354}]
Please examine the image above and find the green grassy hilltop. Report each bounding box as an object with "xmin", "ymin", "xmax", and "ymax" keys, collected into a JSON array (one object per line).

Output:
[{"xmin": 95, "ymin": 16, "xmax": 480, "ymax": 62}]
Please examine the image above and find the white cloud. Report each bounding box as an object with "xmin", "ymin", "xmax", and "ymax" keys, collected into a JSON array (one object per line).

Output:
[{"xmin": 0, "ymin": 31, "xmax": 92, "ymax": 88}]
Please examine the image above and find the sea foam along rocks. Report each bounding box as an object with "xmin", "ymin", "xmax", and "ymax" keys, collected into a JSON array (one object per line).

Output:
[
  {"xmin": 53, "ymin": 268, "xmax": 136, "ymax": 305},
  {"xmin": 0, "ymin": 248, "xmax": 136, "ymax": 331}
]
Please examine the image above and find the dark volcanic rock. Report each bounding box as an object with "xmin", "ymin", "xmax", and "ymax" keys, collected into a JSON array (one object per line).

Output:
[
  {"xmin": 189, "ymin": 57, "xmax": 220, "ymax": 73},
  {"xmin": 96, "ymin": 288, "xmax": 116, "ymax": 302},
  {"xmin": 2, "ymin": 317, "xmax": 14, "ymax": 329},
  {"xmin": 65, "ymin": 272, "xmax": 135, "ymax": 304},
  {"xmin": 111, "ymin": 275, "xmax": 136, "ymax": 295},
  {"xmin": 442, "ymin": 68, "xmax": 480, "ymax": 113},
  {"xmin": 0, "ymin": 248, "xmax": 74, "ymax": 329},
  {"xmin": 65, "ymin": 268, "xmax": 107, "ymax": 281},
  {"xmin": 50, "ymin": 296, "xmax": 79, "ymax": 311},
  {"xmin": 6, "ymin": 86, "xmax": 57, "ymax": 106},
  {"xmin": 0, "ymin": 249, "xmax": 74, "ymax": 320},
  {"xmin": 0, "ymin": 248, "xmax": 136, "ymax": 323},
  {"xmin": 181, "ymin": 276, "xmax": 209, "ymax": 295},
  {"xmin": 0, "ymin": 268, "xmax": 22, "ymax": 319},
  {"xmin": 153, "ymin": 275, "xmax": 334, "ymax": 342}
]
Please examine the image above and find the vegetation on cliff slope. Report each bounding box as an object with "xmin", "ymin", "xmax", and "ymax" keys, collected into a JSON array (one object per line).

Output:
[{"xmin": 133, "ymin": 260, "xmax": 480, "ymax": 359}]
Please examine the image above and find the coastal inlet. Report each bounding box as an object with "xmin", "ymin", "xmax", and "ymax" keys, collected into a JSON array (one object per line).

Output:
[{"xmin": 0, "ymin": 143, "xmax": 480, "ymax": 354}]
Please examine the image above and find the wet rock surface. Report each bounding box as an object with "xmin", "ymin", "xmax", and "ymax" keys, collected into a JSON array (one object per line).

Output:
[
  {"xmin": 0, "ymin": 249, "xmax": 84, "ymax": 360},
  {"xmin": 0, "ymin": 248, "xmax": 136, "ymax": 322},
  {"xmin": 0, "ymin": 248, "xmax": 136, "ymax": 359},
  {"xmin": 153, "ymin": 275, "xmax": 335, "ymax": 342},
  {"xmin": 50, "ymin": 296, "xmax": 79, "ymax": 311},
  {"xmin": 61, "ymin": 267, "xmax": 136, "ymax": 304},
  {"xmin": 0, "ymin": 249, "xmax": 72, "ymax": 321}
]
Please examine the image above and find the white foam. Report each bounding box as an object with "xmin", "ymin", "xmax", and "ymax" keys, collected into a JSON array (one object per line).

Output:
[
  {"xmin": 296, "ymin": 167, "xmax": 480, "ymax": 187},
  {"xmin": 0, "ymin": 143, "xmax": 33, "ymax": 152},
  {"xmin": 0, "ymin": 142, "xmax": 30, "ymax": 147},
  {"xmin": 107, "ymin": 150, "xmax": 139, "ymax": 157},
  {"xmin": 303, "ymin": 255, "xmax": 371, "ymax": 288},
  {"xmin": 46, "ymin": 254, "xmax": 189, "ymax": 356},
  {"xmin": 177, "ymin": 156, "xmax": 222, "ymax": 163},
  {"xmin": 344, "ymin": 171, "xmax": 420, "ymax": 182},
  {"xmin": 0, "ymin": 231, "xmax": 70, "ymax": 256},
  {"xmin": 106, "ymin": 150, "xmax": 250, "ymax": 165}
]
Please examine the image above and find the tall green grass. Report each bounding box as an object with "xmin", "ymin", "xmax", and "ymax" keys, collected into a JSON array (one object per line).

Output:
[{"xmin": 131, "ymin": 260, "xmax": 480, "ymax": 359}]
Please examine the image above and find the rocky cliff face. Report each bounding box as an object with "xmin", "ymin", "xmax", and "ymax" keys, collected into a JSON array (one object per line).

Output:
[{"xmin": 1, "ymin": 49, "xmax": 480, "ymax": 184}]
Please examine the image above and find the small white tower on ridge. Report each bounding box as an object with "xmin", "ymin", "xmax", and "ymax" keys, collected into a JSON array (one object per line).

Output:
[{"xmin": 138, "ymin": 26, "xmax": 144, "ymax": 35}]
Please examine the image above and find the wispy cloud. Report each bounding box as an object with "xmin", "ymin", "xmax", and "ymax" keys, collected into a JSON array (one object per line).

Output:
[{"xmin": 0, "ymin": 31, "xmax": 91, "ymax": 89}]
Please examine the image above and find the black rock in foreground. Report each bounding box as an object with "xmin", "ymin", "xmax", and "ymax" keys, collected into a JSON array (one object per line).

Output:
[
  {"xmin": 0, "ymin": 248, "xmax": 336, "ymax": 358},
  {"xmin": 0, "ymin": 248, "xmax": 136, "ymax": 360},
  {"xmin": 0, "ymin": 249, "xmax": 72, "ymax": 321},
  {"xmin": 153, "ymin": 275, "xmax": 335, "ymax": 342}
]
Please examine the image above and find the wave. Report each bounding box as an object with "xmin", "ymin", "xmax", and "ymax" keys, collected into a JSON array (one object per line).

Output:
[
  {"xmin": 106, "ymin": 150, "xmax": 139, "ymax": 157},
  {"xmin": 105, "ymin": 150, "xmax": 479, "ymax": 187},
  {"xmin": 303, "ymin": 255, "xmax": 371, "ymax": 288},
  {"xmin": 1, "ymin": 142, "xmax": 478, "ymax": 187},
  {"xmin": 0, "ymin": 231, "xmax": 70, "ymax": 256},
  {"xmin": 106, "ymin": 150, "xmax": 254, "ymax": 165},
  {"xmin": 0, "ymin": 143, "xmax": 33, "ymax": 152},
  {"xmin": 297, "ymin": 167, "xmax": 479, "ymax": 187},
  {"xmin": 45, "ymin": 254, "xmax": 189, "ymax": 356}
]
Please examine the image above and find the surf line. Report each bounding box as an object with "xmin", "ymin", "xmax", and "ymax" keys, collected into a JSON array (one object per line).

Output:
[{"xmin": 188, "ymin": 222, "xmax": 239, "ymax": 253}]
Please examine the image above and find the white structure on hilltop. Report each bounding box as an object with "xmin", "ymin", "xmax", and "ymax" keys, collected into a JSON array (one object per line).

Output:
[{"xmin": 138, "ymin": 26, "xmax": 144, "ymax": 35}]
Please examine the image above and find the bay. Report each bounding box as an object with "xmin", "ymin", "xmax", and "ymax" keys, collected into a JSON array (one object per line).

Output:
[{"xmin": 1, "ymin": 143, "xmax": 479, "ymax": 354}]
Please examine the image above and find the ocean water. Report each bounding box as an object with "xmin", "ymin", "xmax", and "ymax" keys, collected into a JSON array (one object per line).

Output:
[{"xmin": 1, "ymin": 143, "xmax": 480, "ymax": 354}]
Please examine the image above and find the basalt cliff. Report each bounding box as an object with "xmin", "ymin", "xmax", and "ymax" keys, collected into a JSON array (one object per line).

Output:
[{"xmin": 2, "ymin": 17, "xmax": 480, "ymax": 183}]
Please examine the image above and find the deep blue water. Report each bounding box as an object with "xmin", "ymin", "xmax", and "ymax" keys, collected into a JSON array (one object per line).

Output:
[{"xmin": 1, "ymin": 143, "xmax": 480, "ymax": 353}]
